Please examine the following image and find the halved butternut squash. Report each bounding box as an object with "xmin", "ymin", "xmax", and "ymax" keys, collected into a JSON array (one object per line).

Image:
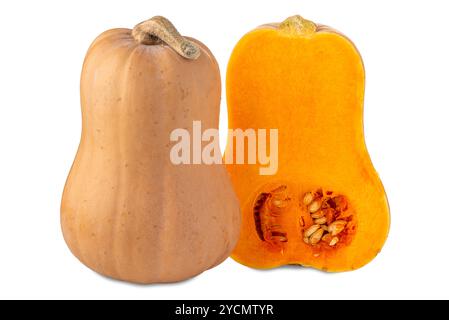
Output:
[{"xmin": 225, "ymin": 15, "xmax": 390, "ymax": 271}]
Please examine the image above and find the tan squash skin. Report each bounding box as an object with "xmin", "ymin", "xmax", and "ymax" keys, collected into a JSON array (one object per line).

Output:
[
  {"xmin": 226, "ymin": 16, "xmax": 390, "ymax": 271},
  {"xmin": 61, "ymin": 17, "xmax": 240, "ymax": 284}
]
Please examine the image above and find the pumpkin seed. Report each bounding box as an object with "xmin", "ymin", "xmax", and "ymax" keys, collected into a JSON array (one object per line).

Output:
[
  {"xmin": 304, "ymin": 224, "xmax": 320, "ymax": 237},
  {"xmin": 309, "ymin": 228, "xmax": 324, "ymax": 245},
  {"xmin": 314, "ymin": 217, "xmax": 327, "ymax": 225},
  {"xmin": 311, "ymin": 211, "xmax": 325, "ymax": 219},
  {"xmin": 328, "ymin": 220, "xmax": 347, "ymax": 236},
  {"xmin": 308, "ymin": 201, "xmax": 321, "ymax": 213},
  {"xmin": 329, "ymin": 237, "xmax": 339, "ymax": 246},
  {"xmin": 322, "ymin": 233, "xmax": 332, "ymax": 243},
  {"xmin": 303, "ymin": 192, "xmax": 314, "ymax": 205}
]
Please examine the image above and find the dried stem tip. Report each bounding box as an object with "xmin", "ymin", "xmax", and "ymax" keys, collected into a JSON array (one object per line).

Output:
[
  {"xmin": 132, "ymin": 16, "xmax": 201, "ymax": 60},
  {"xmin": 279, "ymin": 15, "xmax": 316, "ymax": 35}
]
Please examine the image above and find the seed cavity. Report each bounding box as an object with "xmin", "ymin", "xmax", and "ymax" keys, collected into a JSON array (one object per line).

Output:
[
  {"xmin": 301, "ymin": 189, "xmax": 353, "ymax": 248},
  {"xmin": 253, "ymin": 185, "xmax": 291, "ymax": 246}
]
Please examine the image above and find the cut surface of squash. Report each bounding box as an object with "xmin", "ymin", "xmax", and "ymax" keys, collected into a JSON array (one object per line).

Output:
[{"xmin": 226, "ymin": 15, "xmax": 390, "ymax": 271}]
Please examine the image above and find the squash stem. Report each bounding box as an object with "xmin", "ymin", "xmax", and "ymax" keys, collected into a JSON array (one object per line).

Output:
[
  {"xmin": 279, "ymin": 15, "xmax": 316, "ymax": 35},
  {"xmin": 132, "ymin": 16, "xmax": 200, "ymax": 60}
]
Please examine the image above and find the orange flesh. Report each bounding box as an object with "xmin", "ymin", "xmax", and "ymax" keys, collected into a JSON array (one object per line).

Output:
[{"xmin": 225, "ymin": 19, "xmax": 390, "ymax": 271}]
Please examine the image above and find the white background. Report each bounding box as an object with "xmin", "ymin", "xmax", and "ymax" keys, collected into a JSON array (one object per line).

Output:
[{"xmin": 0, "ymin": 0, "xmax": 448, "ymax": 299}]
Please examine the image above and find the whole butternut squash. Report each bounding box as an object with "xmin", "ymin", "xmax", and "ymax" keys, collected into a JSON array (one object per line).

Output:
[
  {"xmin": 226, "ymin": 15, "xmax": 390, "ymax": 271},
  {"xmin": 61, "ymin": 16, "xmax": 240, "ymax": 284}
]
